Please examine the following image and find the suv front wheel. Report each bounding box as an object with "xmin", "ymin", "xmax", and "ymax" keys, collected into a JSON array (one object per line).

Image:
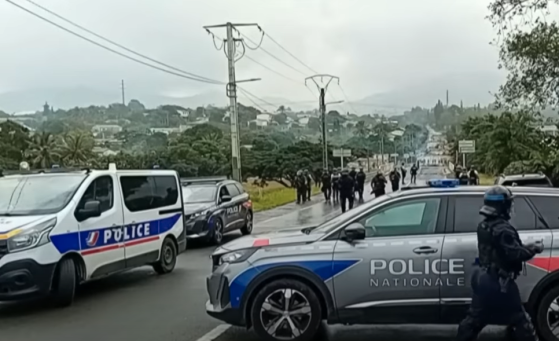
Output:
[
  {"xmin": 250, "ymin": 279, "xmax": 322, "ymax": 341},
  {"xmin": 536, "ymin": 285, "xmax": 559, "ymax": 341}
]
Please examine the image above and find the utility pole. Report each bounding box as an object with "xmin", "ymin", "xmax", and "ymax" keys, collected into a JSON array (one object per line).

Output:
[
  {"xmin": 121, "ymin": 80, "xmax": 126, "ymax": 105},
  {"xmin": 305, "ymin": 75, "xmax": 340, "ymax": 170},
  {"xmin": 203, "ymin": 22, "xmax": 261, "ymax": 182}
]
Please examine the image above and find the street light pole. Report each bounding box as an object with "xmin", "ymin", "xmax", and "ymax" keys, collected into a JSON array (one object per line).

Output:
[{"xmin": 305, "ymin": 74, "xmax": 340, "ymax": 170}]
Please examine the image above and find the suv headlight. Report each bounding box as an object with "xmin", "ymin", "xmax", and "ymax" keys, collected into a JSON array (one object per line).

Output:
[
  {"xmin": 8, "ymin": 218, "xmax": 57, "ymax": 253},
  {"xmin": 218, "ymin": 248, "xmax": 257, "ymax": 265},
  {"xmin": 192, "ymin": 209, "xmax": 210, "ymax": 218}
]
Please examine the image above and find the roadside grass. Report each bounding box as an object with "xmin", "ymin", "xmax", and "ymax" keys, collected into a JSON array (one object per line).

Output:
[
  {"xmin": 479, "ymin": 173, "xmax": 495, "ymax": 185},
  {"xmin": 243, "ymin": 180, "xmax": 322, "ymax": 212}
]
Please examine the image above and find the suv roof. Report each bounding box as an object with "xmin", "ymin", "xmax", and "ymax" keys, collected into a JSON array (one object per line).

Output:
[
  {"xmin": 397, "ymin": 184, "xmax": 559, "ymax": 198},
  {"xmin": 495, "ymin": 173, "xmax": 552, "ymax": 187},
  {"xmin": 180, "ymin": 176, "xmax": 236, "ymax": 187}
]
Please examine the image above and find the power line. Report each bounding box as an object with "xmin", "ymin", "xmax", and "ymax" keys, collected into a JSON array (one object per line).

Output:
[
  {"xmin": 337, "ymin": 84, "xmax": 359, "ymax": 115},
  {"xmin": 7, "ymin": 0, "xmax": 223, "ymax": 85},
  {"xmin": 243, "ymin": 55, "xmax": 301, "ymax": 85},
  {"xmin": 237, "ymin": 86, "xmax": 277, "ymax": 109},
  {"xmin": 237, "ymin": 30, "xmax": 307, "ymax": 77},
  {"xmin": 264, "ymin": 32, "xmax": 318, "ymax": 74}
]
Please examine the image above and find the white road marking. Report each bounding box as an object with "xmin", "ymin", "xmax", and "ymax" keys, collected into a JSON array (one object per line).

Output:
[{"xmin": 195, "ymin": 324, "xmax": 231, "ymax": 341}]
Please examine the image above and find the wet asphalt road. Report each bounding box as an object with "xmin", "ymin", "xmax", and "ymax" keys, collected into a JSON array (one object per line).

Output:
[{"xmin": 0, "ymin": 165, "xmax": 497, "ymax": 341}]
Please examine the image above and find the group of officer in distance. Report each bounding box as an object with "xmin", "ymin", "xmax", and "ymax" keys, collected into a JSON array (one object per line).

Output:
[{"xmin": 317, "ymin": 166, "xmax": 368, "ymax": 213}]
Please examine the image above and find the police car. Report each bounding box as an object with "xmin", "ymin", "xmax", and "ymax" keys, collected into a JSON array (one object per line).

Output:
[
  {"xmin": 182, "ymin": 177, "xmax": 252, "ymax": 245},
  {"xmin": 495, "ymin": 172, "xmax": 553, "ymax": 188},
  {"xmin": 0, "ymin": 164, "xmax": 186, "ymax": 306},
  {"xmin": 206, "ymin": 179, "xmax": 559, "ymax": 341}
]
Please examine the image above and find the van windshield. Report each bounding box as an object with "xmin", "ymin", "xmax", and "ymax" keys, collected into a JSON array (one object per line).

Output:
[{"xmin": 0, "ymin": 174, "xmax": 86, "ymax": 216}]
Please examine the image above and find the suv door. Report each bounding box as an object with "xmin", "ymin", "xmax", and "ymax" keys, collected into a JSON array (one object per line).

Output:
[
  {"xmin": 224, "ymin": 183, "xmax": 244, "ymax": 231},
  {"xmin": 332, "ymin": 194, "xmax": 448, "ymax": 324},
  {"xmin": 75, "ymin": 175, "xmax": 125, "ymax": 278},
  {"xmin": 441, "ymin": 193, "xmax": 552, "ymax": 323}
]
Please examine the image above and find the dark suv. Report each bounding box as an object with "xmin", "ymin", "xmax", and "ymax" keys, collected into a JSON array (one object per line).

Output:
[
  {"xmin": 182, "ymin": 177, "xmax": 253, "ymax": 245},
  {"xmin": 495, "ymin": 173, "xmax": 553, "ymax": 188}
]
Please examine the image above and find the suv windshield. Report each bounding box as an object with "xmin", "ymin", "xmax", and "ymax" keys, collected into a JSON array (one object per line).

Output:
[
  {"xmin": 309, "ymin": 193, "xmax": 395, "ymax": 234},
  {"xmin": 0, "ymin": 174, "xmax": 86, "ymax": 216},
  {"xmin": 182, "ymin": 185, "xmax": 217, "ymax": 203}
]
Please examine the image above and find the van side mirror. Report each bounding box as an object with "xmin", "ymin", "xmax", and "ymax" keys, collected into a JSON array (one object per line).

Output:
[
  {"xmin": 220, "ymin": 195, "xmax": 232, "ymax": 204},
  {"xmin": 77, "ymin": 200, "xmax": 101, "ymax": 221},
  {"xmin": 343, "ymin": 223, "xmax": 366, "ymax": 242}
]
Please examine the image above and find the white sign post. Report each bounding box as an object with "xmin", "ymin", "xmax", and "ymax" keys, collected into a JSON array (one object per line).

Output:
[
  {"xmin": 458, "ymin": 140, "xmax": 475, "ymax": 168},
  {"xmin": 333, "ymin": 149, "xmax": 352, "ymax": 169}
]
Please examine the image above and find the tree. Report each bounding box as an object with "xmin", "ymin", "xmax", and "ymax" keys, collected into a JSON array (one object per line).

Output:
[
  {"xmin": 60, "ymin": 131, "xmax": 95, "ymax": 166},
  {"xmin": 26, "ymin": 132, "xmax": 61, "ymax": 168},
  {"xmin": 488, "ymin": 0, "xmax": 559, "ymax": 109}
]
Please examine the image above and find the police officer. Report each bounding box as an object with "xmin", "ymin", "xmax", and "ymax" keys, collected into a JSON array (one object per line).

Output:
[
  {"xmin": 295, "ymin": 170, "xmax": 307, "ymax": 204},
  {"xmin": 349, "ymin": 166, "xmax": 357, "ymax": 182},
  {"xmin": 389, "ymin": 167, "xmax": 401, "ymax": 192},
  {"xmin": 410, "ymin": 163, "xmax": 418, "ymax": 184},
  {"xmin": 321, "ymin": 168, "xmax": 331, "ymax": 201},
  {"xmin": 370, "ymin": 169, "xmax": 387, "ymax": 197},
  {"xmin": 355, "ymin": 167, "xmax": 366, "ymax": 202},
  {"xmin": 469, "ymin": 165, "xmax": 480, "ymax": 185},
  {"xmin": 400, "ymin": 162, "xmax": 407, "ymax": 185},
  {"xmin": 331, "ymin": 169, "xmax": 341, "ymax": 203},
  {"xmin": 338, "ymin": 170, "xmax": 355, "ymax": 213},
  {"xmin": 304, "ymin": 169, "xmax": 313, "ymax": 201},
  {"xmin": 456, "ymin": 185, "xmax": 543, "ymax": 341}
]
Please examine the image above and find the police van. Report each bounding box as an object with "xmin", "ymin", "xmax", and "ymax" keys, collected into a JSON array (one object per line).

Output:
[
  {"xmin": 206, "ymin": 179, "xmax": 559, "ymax": 341},
  {"xmin": 0, "ymin": 164, "xmax": 186, "ymax": 306}
]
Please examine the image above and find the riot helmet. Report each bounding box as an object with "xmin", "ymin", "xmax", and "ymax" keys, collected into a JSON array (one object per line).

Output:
[{"xmin": 479, "ymin": 185, "xmax": 514, "ymax": 219}]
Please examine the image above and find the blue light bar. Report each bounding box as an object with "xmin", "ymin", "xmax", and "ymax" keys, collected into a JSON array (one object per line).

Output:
[{"xmin": 428, "ymin": 179, "xmax": 459, "ymax": 188}]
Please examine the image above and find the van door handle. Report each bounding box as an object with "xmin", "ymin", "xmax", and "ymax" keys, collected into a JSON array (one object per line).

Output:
[{"xmin": 413, "ymin": 246, "xmax": 438, "ymax": 254}]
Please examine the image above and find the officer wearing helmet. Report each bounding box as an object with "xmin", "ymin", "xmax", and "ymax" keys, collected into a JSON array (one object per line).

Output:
[{"xmin": 456, "ymin": 185, "xmax": 543, "ymax": 341}]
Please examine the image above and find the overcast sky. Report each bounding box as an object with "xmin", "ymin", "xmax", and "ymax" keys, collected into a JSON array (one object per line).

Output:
[{"xmin": 0, "ymin": 0, "xmax": 505, "ymax": 109}]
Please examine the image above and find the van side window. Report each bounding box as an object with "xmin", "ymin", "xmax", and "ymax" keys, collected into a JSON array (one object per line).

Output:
[
  {"xmin": 153, "ymin": 176, "xmax": 178, "ymax": 207},
  {"xmin": 453, "ymin": 195, "xmax": 536, "ymax": 233},
  {"xmin": 77, "ymin": 176, "xmax": 114, "ymax": 214},
  {"xmin": 530, "ymin": 196, "xmax": 559, "ymax": 229},
  {"xmin": 120, "ymin": 176, "xmax": 179, "ymax": 212}
]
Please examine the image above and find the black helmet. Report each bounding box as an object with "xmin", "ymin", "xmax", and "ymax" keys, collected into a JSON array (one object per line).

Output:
[{"xmin": 480, "ymin": 185, "xmax": 514, "ymax": 219}]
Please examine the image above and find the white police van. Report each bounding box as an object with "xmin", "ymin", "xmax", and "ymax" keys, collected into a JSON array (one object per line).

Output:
[{"xmin": 0, "ymin": 164, "xmax": 186, "ymax": 306}]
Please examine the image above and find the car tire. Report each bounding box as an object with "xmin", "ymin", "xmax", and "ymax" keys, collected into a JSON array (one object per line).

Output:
[
  {"xmin": 250, "ymin": 279, "xmax": 322, "ymax": 341},
  {"xmin": 51, "ymin": 257, "xmax": 76, "ymax": 308},
  {"xmin": 241, "ymin": 211, "xmax": 253, "ymax": 235},
  {"xmin": 535, "ymin": 285, "xmax": 559, "ymax": 341},
  {"xmin": 153, "ymin": 237, "xmax": 177, "ymax": 275},
  {"xmin": 209, "ymin": 218, "xmax": 224, "ymax": 245}
]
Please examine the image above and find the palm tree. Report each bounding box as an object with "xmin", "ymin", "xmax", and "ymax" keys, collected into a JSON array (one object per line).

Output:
[
  {"xmin": 60, "ymin": 131, "xmax": 95, "ymax": 167},
  {"xmin": 26, "ymin": 132, "xmax": 61, "ymax": 168}
]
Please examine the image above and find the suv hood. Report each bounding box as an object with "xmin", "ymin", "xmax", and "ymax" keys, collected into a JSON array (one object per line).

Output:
[
  {"xmin": 183, "ymin": 202, "xmax": 214, "ymax": 215},
  {"xmin": 216, "ymin": 226, "xmax": 323, "ymax": 253}
]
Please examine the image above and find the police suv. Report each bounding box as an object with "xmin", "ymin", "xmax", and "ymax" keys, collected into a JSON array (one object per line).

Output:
[
  {"xmin": 206, "ymin": 179, "xmax": 559, "ymax": 341},
  {"xmin": 182, "ymin": 177, "xmax": 253, "ymax": 245},
  {"xmin": 0, "ymin": 164, "xmax": 186, "ymax": 306}
]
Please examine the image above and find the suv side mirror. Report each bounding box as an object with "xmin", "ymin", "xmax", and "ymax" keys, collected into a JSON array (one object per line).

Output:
[
  {"xmin": 220, "ymin": 195, "xmax": 232, "ymax": 204},
  {"xmin": 77, "ymin": 200, "xmax": 101, "ymax": 221},
  {"xmin": 343, "ymin": 223, "xmax": 366, "ymax": 242}
]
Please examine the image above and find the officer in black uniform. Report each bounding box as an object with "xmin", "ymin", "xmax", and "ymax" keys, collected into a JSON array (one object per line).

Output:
[
  {"xmin": 338, "ymin": 170, "xmax": 355, "ymax": 213},
  {"xmin": 355, "ymin": 167, "xmax": 366, "ymax": 202},
  {"xmin": 295, "ymin": 170, "xmax": 307, "ymax": 204},
  {"xmin": 321, "ymin": 169, "xmax": 331, "ymax": 201},
  {"xmin": 456, "ymin": 185, "xmax": 543, "ymax": 341}
]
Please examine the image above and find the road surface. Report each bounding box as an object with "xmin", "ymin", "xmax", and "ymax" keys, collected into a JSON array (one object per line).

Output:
[{"xmin": 0, "ymin": 165, "xmax": 501, "ymax": 341}]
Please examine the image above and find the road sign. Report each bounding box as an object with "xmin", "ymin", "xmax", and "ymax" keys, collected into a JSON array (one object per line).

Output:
[
  {"xmin": 333, "ymin": 149, "xmax": 351, "ymax": 157},
  {"xmin": 390, "ymin": 153, "xmax": 398, "ymax": 158},
  {"xmin": 458, "ymin": 140, "xmax": 475, "ymax": 154},
  {"xmin": 403, "ymin": 153, "xmax": 409, "ymax": 158}
]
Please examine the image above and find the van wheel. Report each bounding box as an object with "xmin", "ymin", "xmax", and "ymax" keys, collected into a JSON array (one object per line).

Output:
[
  {"xmin": 51, "ymin": 258, "xmax": 76, "ymax": 308},
  {"xmin": 153, "ymin": 237, "xmax": 177, "ymax": 275},
  {"xmin": 241, "ymin": 211, "xmax": 253, "ymax": 235},
  {"xmin": 536, "ymin": 285, "xmax": 559, "ymax": 341},
  {"xmin": 250, "ymin": 279, "xmax": 322, "ymax": 341}
]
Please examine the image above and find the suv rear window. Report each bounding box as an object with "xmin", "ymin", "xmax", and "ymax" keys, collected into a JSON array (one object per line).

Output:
[
  {"xmin": 453, "ymin": 195, "xmax": 537, "ymax": 232},
  {"xmin": 501, "ymin": 178, "xmax": 551, "ymax": 187}
]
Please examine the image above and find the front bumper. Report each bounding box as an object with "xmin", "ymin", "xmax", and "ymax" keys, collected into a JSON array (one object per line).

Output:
[
  {"xmin": 186, "ymin": 218, "xmax": 210, "ymax": 239},
  {"xmin": 206, "ymin": 265, "xmax": 244, "ymax": 326},
  {"xmin": 0, "ymin": 259, "xmax": 56, "ymax": 301}
]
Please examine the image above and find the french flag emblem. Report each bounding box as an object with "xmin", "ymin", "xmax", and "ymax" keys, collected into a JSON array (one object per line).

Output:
[{"xmin": 86, "ymin": 231, "xmax": 99, "ymax": 247}]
